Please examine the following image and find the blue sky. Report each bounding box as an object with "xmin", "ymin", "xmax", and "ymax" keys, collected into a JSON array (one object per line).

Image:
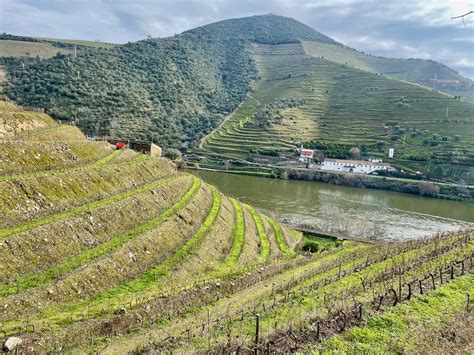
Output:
[{"xmin": 1, "ymin": 0, "xmax": 473, "ymax": 78}]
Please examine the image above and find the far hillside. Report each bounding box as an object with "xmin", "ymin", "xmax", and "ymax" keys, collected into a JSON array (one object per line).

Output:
[
  {"xmin": 0, "ymin": 34, "xmax": 114, "ymax": 59},
  {"xmin": 194, "ymin": 42, "xmax": 474, "ymax": 184},
  {"xmin": 302, "ymin": 41, "xmax": 474, "ymax": 102}
]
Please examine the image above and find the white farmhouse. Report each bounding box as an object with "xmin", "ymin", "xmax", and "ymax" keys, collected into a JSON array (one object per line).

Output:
[
  {"xmin": 298, "ymin": 149, "xmax": 314, "ymax": 163},
  {"xmin": 321, "ymin": 159, "xmax": 394, "ymax": 174}
]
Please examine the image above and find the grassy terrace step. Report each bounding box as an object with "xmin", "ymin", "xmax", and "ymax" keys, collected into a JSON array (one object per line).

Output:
[
  {"xmin": 16, "ymin": 124, "xmax": 64, "ymax": 138},
  {"xmin": 0, "ymin": 157, "xmax": 171, "ymax": 230},
  {"xmin": 0, "ymin": 140, "xmax": 115, "ymax": 175},
  {"xmin": 225, "ymin": 198, "xmax": 246, "ymax": 266},
  {"xmin": 319, "ymin": 274, "xmax": 474, "ymax": 353},
  {"xmin": 4, "ymin": 182, "xmax": 221, "ymax": 326},
  {"xmin": 265, "ymin": 216, "xmax": 294, "ymax": 257},
  {"xmin": 0, "ymin": 172, "xmax": 181, "ymax": 239},
  {"xmin": 0, "ymin": 149, "xmax": 126, "ymax": 182},
  {"xmin": 245, "ymin": 205, "xmax": 271, "ymax": 261},
  {"xmin": 168, "ymin": 234, "xmax": 472, "ymax": 352},
  {"xmin": 0, "ymin": 175, "xmax": 197, "ymax": 298}
]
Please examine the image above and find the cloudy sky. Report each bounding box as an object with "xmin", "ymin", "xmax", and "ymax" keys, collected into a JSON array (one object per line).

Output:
[{"xmin": 1, "ymin": 0, "xmax": 473, "ymax": 77}]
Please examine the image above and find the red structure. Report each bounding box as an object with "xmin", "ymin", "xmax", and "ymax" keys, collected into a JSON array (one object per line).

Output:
[{"xmin": 116, "ymin": 141, "xmax": 126, "ymax": 149}]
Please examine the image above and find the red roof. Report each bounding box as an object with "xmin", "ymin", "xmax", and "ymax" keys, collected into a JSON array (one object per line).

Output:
[
  {"xmin": 116, "ymin": 142, "xmax": 126, "ymax": 148},
  {"xmin": 300, "ymin": 149, "xmax": 314, "ymax": 158}
]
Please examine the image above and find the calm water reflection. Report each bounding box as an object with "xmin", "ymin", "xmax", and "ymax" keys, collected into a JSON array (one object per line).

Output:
[{"xmin": 190, "ymin": 170, "xmax": 474, "ymax": 241}]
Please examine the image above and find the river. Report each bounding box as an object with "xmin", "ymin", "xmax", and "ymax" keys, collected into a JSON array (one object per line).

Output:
[{"xmin": 190, "ymin": 170, "xmax": 474, "ymax": 242}]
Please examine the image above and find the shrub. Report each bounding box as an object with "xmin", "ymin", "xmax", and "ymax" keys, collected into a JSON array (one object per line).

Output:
[
  {"xmin": 303, "ymin": 239, "xmax": 319, "ymax": 253},
  {"xmin": 164, "ymin": 148, "xmax": 182, "ymax": 160},
  {"xmin": 418, "ymin": 182, "xmax": 440, "ymax": 196}
]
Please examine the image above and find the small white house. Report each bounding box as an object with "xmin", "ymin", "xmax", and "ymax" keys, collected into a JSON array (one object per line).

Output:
[
  {"xmin": 321, "ymin": 159, "xmax": 394, "ymax": 174},
  {"xmin": 299, "ymin": 148, "xmax": 314, "ymax": 163}
]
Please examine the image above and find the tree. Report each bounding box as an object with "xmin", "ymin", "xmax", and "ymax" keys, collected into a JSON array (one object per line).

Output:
[
  {"xmin": 418, "ymin": 182, "xmax": 440, "ymax": 197},
  {"xmin": 164, "ymin": 148, "xmax": 182, "ymax": 160},
  {"xmin": 349, "ymin": 147, "xmax": 361, "ymax": 160}
]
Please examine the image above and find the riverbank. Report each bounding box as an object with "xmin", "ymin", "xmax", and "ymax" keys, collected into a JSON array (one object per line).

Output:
[
  {"xmin": 183, "ymin": 162, "xmax": 474, "ymax": 203},
  {"xmin": 189, "ymin": 169, "xmax": 474, "ymax": 242}
]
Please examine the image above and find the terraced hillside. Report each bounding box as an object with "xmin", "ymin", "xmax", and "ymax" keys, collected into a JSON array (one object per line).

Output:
[
  {"xmin": 302, "ymin": 41, "xmax": 474, "ymax": 102},
  {"xmin": 0, "ymin": 100, "xmax": 302, "ymax": 351},
  {"xmin": 193, "ymin": 42, "xmax": 474, "ymax": 184},
  {"xmin": 0, "ymin": 100, "xmax": 472, "ymax": 353}
]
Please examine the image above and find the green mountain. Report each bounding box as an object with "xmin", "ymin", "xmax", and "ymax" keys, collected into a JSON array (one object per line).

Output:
[
  {"xmin": 302, "ymin": 41, "xmax": 474, "ymax": 101},
  {"xmin": 194, "ymin": 41, "xmax": 474, "ymax": 184},
  {"xmin": 0, "ymin": 15, "xmax": 336, "ymax": 148},
  {"xmin": 1, "ymin": 14, "xmax": 474, "ymax": 183}
]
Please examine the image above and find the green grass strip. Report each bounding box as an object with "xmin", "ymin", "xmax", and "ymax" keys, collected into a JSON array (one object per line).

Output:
[
  {"xmin": 225, "ymin": 198, "xmax": 246, "ymax": 265},
  {"xmin": 0, "ymin": 175, "xmax": 197, "ymax": 298},
  {"xmin": 0, "ymin": 173, "xmax": 182, "ymax": 239},
  {"xmin": 246, "ymin": 205, "xmax": 270, "ymax": 262},
  {"xmin": 264, "ymin": 215, "xmax": 294, "ymax": 258},
  {"xmin": 0, "ymin": 149, "xmax": 124, "ymax": 182},
  {"xmin": 322, "ymin": 275, "xmax": 474, "ymax": 353},
  {"xmin": 47, "ymin": 182, "xmax": 220, "ymax": 317},
  {"xmin": 17, "ymin": 124, "xmax": 64, "ymax": 138}
]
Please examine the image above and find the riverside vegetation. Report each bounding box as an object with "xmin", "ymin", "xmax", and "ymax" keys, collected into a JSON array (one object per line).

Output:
[{"xmin": 0, "ymin": 100, "xmax": 472, "ymax": 353}]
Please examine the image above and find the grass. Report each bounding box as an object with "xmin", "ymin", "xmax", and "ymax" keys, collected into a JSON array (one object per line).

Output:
[
  {"xmin": 33, "ymin": 37, "xmax": 116, "ymax": 49},
  {"xmin": 246, "ymin": 205, "xmax": 271, "ymax": 261},
  {"xmin": 301, "ymin": 40, "xmax": 474, "ymax": 101},
  {"xmin": 225, "ymin": 198, "xmax": 246, "ymax": 265},
  {"xmin": 321, "ymin": 275, "xmax": 474, "ymax": 353},
  {"xmin": 0, "ymin": 175, "xmax": 196, "ymax": 297},
  {"xmin": 0, "ymin": 174, "xmax": 181, "ymax": 239},
  {"xmin": 264, "ymin": 215, "xmax": 294, "ymax": 257},
  {"xmin": 0, "ymin": 40, "xmax": 73, "ymax": 58},
  {"xmin": 0, "ymin": 149, "xmax": 125, "ymax": 181}
]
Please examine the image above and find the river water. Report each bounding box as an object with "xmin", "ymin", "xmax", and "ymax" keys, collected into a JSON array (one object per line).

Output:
[{"xmin": 190, "ymin": 170, "xmax": 474, "ymax": 241}]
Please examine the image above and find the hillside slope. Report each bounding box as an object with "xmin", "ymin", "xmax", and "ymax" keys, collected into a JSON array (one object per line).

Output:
[
  {"xmin": 0, "ymin": 100, "xmax": 472, "ymax": 354},
  {"xmin": 302, "ymin": 41, "xmax": 474, "ymax": 101},
  {"xmin": 3, "ymin": 14, "xmax": 472, "ymax": 152},
  {"xmin": 194, "ymin": 42, "xmax": 474, "ymax": 184}
]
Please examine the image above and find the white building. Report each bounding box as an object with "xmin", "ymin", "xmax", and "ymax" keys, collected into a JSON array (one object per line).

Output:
[
  {"xmin": 321, "ymin": 158, "xmax": 394, "ymax": 174},
  {"xmin": 298, "ymin": 148, "xmax": 314, "ymax": 163}
]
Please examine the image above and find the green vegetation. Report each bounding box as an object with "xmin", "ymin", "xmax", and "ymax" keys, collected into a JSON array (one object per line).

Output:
[
  {"xmin": 194, "ymin": 41, "xmax": 474, "ymax": 185},
  {"xmin": 0, "ymin": 40, "xmax": 74, "ymax": 59},
  {"xmin": 225, "ymin": 198, "xmax": 246, "ymax": 265},
  {"xmin": 0, "ymin": 176, "xmax": 197, "ymax": 297},
  {"xmin": 246, "ymin": 205, "xmax": 271, "ymax": 261},
  {"xmin": 265, "ymin": 215, "xmax": 294, "ymax": 257},
  {"xmin": 0, "ymin": 175, "xmax": 181, "ymax": 239},
  {"xmin": 302, "ymin": 233, "xmax": 342, "ymax": 253},
  {"xmin": 302, "ymin": 41, "xmax": 474, "ymax": 102},
  {"xmin": 33, "ymin": 37, "xmax": 116, "ymax": 49},
  {"xmin": 320, "ymin": 275, "xmax": 474, "ymax": 353}
]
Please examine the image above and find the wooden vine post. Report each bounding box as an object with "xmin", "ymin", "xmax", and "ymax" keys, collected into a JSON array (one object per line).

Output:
[{"xmin": 255, "ymin": 313, "xmax": 260, "ymax": 354}]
